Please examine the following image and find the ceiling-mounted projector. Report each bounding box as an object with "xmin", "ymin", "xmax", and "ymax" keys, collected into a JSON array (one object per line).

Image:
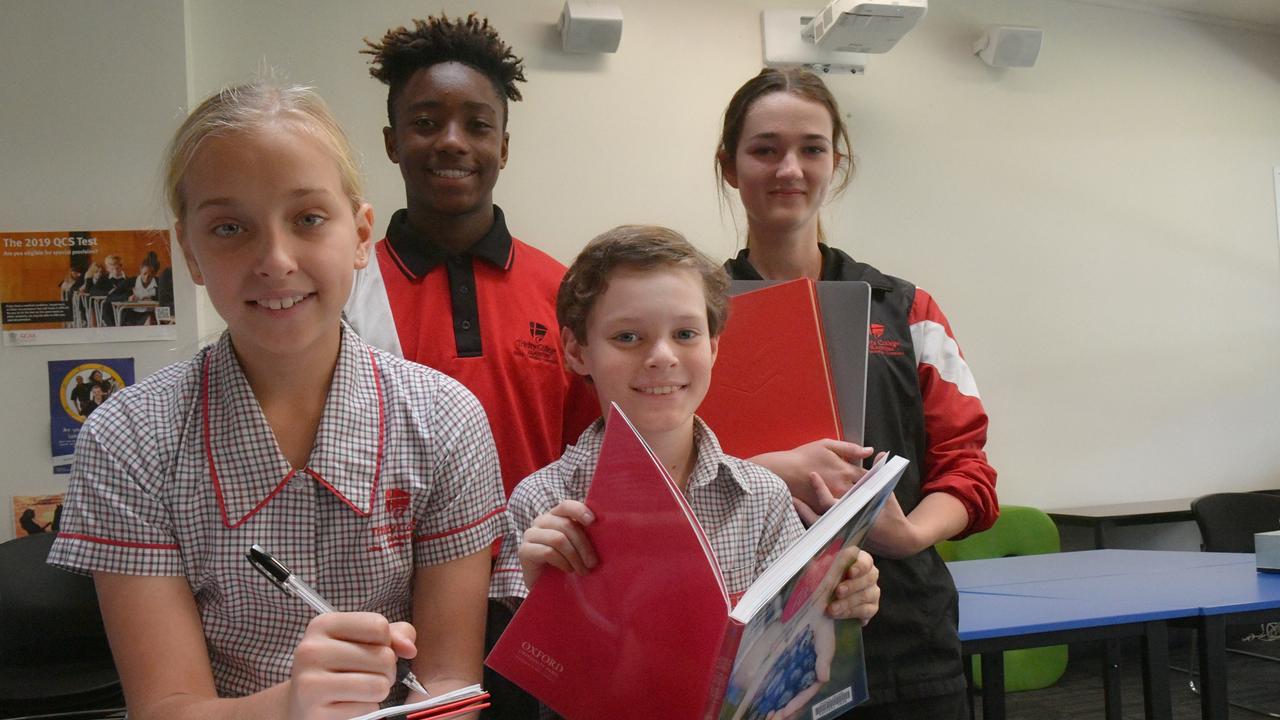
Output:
[{"xmin": 806, "ymin": 0, "xmax": 927, "ymax": 54}]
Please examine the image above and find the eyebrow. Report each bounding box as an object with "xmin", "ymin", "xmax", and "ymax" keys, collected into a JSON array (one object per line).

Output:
[
  {"xmin": 403, "ymin": 99, "xmax": 499, "ymax": 114},
  {"xmin": 193, "ymin": 188, "xmax": 332, "ymax": 213},
  {"xmin": 602, "ymin": 313, "xmax": 707, "ymax": 325},
  {"xmin": 746, "ymin": 132, "xmax": 832, "ymax": 144}
]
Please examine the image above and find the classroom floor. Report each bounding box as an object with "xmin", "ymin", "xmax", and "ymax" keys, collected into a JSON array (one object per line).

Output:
[{"xmin": 979, "ymin": 636, "xmax": 1280, "ymax": 719}]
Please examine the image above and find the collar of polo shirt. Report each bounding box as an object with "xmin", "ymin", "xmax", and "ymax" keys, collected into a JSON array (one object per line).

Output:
[
  {"xmin": 203, "ymin": 324, "xmax": 385, "ymax": 528},
  {"xmin": 383, "ymin": 205, "xmax": 515, "ymax": 281}
]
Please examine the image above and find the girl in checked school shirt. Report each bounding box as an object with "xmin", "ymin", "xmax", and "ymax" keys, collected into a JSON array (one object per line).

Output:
[{"xmin": 49, "ymin": 82, "xmax": 509, "ymax": 720}]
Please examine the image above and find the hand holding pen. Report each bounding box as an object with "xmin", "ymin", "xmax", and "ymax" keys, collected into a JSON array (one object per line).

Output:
[{"xmin": 247, "ymin": 545, "xmax": 431, "ymax": 704}]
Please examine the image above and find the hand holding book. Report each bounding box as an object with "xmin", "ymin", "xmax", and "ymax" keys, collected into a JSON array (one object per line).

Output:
[
  {"xmin": 517, "ymin": 499, "xmax": 598, "ymax": 587},
  {"xmin": 755, "ymin": 440, "xmax": 876, "ymax": 510},
  {"xmin": 823, "ymin": 546, "xmax": 880, "ymax": 625}
]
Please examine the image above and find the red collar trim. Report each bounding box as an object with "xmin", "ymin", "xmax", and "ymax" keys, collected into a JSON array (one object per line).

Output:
[{"xmin": 202, "ymin": 348, "xmax": 386, "ymax": 529}]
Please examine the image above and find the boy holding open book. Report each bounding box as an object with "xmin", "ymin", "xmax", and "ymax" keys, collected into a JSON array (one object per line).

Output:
[{"xmin": 490, "ymin": 224, "xmax": 880, "ymax": 620}]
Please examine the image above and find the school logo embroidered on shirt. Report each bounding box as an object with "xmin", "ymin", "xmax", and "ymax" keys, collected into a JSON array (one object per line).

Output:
[
  {"xmin": 369, "ymin": 492, "xmax": 416, "ymax": 552},
  {"xmin": 385, "ymin": 488, "xmax": 410, "ymax": 518},
  {"xmin": 515, "ymin": 320, "xmax": 559, "ymax": 365},
  {"xmin": 868, "ymin": 323, "xmax": 904, "ymax": 357}
]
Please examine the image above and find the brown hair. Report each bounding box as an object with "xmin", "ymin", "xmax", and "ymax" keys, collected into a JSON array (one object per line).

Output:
[
  {"xmin": 714, "ymin": 68, "xmax": 854, "ymax": 241},
  {"xmin": 363, "ymin": 13, "xmax": 526, "ymax": 127},
  {"xmin": 557, "ymin": 225, "xmax": 731, "ymax": 343}
]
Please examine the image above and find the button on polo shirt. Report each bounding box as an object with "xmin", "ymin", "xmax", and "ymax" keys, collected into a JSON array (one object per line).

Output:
[{"xmin": 383, "ymin": 208, "xmax": 515, "ymax": 358}]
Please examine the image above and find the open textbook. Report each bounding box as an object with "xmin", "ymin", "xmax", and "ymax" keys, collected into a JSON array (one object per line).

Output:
[{"xmin": 486, "ymin": 404, "xmax": 905, "ymax": 720}]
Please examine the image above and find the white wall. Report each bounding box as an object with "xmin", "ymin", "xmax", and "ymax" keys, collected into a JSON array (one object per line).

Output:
[
  {"xmin": 182, "ymin": 0, "xmax": 1280, "ymax": 509},
  {"xmin": 2, "ymin": 0, "xmax": 1277, "ymax": 537},
  {"xmin": 0, "ymin": 0, "xmax": 198, "ymax": 539}
]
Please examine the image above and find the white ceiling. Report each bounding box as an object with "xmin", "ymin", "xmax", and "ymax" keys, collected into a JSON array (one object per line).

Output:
[{"xmin": 1069, "ymin": 0, "xmax": 1280, "ymax": 31}]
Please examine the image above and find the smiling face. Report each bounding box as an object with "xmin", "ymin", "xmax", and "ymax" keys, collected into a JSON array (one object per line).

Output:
[
  {"xmin": 722, "ymin": 92, "xmax": 838, "ymax": 241},
  {"xmin": 175, "ymin": 126, "xmax": 372, "ymax": 365},
  {"xmin": 564, "ymin": 266, "xmax": 718, "ymax": 441},
  {"xmin": 383, "ymin": 62, "xmax": 509, "ymax": 223}
]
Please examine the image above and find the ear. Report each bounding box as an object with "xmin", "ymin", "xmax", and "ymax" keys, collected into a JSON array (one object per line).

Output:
[
  {"xmin": 562, "ymin": 327, "xmax": 590, "ymax": 378},
  {"xmin": 718, "ymin": 150, "xmax": 740, "ymax": 189},
  {"xmin": 383, "ymin": 125, "xmax": 399, "ymax": 164},
  {"xmin": 499, "ymin": 131, "xmax": 510, "ymax": 170},
  {"xmin": 353, "ymin": 202, "xmax": 375, "ymax": 269},
  {"xmin": 707, "ymin": 334, "xmax": 720, "ymax": 368},
  {"xmin": 173, "ymin": 222, "xmax": 205, "ymax": 286}
]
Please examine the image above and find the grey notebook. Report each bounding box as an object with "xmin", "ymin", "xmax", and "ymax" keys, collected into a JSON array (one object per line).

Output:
[{"xmin": 729, "ymin": 280, "xmax": 871, "ymax": 446}]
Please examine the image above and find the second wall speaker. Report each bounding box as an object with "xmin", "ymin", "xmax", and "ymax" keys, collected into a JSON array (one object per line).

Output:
[
  {"xmin": 974, "ymin": 25, "xmax": 1043, "ymax": 68},
  {"xmin": 559, "ymin": 1, "xmax": 623, "ymax": 54}
]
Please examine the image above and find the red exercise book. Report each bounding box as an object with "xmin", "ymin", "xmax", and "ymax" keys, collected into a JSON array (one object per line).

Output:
[{"xmin": 698, "ymin": 278, "xmax": 842, "ymax": 458}]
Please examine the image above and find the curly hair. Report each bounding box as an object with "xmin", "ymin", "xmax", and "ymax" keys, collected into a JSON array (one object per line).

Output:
[{"xmin": 363, "ymin": 13, "xmax": 526, "ymax": 127}]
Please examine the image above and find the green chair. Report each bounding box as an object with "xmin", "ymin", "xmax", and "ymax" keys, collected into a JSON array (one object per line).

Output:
[{"xmin": 938, "ymin": 505, "xmax": 1069, "ymax": 692}]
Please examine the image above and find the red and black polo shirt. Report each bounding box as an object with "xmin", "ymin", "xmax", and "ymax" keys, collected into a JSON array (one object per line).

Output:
[{"xmin": 346, "ymin": 206, "xmax": 599, "ymax": 496}]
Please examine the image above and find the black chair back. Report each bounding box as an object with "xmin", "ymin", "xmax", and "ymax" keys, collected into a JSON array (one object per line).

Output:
[
  {"xmin": 0, "ymin": 533, "xmax": 122, "ymax": 716},
  {"xmin": 1191, "ymin": 492, "xmax": 1280, "ymax": 553}
]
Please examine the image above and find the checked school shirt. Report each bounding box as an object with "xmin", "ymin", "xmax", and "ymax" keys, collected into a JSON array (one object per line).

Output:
[
  {"xmin": 49, "ymin": 324, "xmax": 509, "ymax": 698},
  {"xmin": 491, "ymin": 417, "xmax": 804, "ymax": 604}
]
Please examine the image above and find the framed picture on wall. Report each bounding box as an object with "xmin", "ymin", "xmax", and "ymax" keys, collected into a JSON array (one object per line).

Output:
[
  {"xmin": 12, "ymin": 494, "xmax": 63, "ymax": 539},
  {"xmin": 1, "ymin": 229, "xmax": 177, "ymax": 346},
  {"xmin": 48, "ymin": 357, "xmax": 135, "ymax": 472}
]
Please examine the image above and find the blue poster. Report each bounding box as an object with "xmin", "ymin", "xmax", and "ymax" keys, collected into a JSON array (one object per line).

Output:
[{"xmin": 48, "ymin": 357, "xmax": 134, "ymax": 471}]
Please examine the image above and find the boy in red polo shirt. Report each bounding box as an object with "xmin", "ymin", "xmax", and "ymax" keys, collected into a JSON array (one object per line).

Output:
[
  {"xmin": 343, "ymin": 14, "xmax": 598, "ymax": 719},
  {"xmin": 345, "ymin": 13, "xmax": 597, "ymax": 499}
]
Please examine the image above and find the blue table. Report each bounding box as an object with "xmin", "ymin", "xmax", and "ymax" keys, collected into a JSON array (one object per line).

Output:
[
  {"xmin": 958, "ymin": 585, "xmax": 1178, "ymax": 720},
  {"xmin": 951, "ymin": 550, "xmax": 1280, "ymax": 720},
  {"xmin": 950, "ymin": 549, "xmax": 1249, "ymax": 592}
]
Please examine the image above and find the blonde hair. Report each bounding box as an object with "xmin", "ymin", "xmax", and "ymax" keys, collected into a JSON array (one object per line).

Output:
[
  {"xmin": 163, "ymin": 82, "xmax": 363, "ymax": 219},
  {"xmin": 557, "ymin": 225, "xmax": 731, "ymax": 343}
]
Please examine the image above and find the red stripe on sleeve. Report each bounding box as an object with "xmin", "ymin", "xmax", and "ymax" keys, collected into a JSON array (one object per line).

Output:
[
  {"xmin": 57, "ymin": 531, "xmax": 179, "ymax": 551},
  {"xmin": 414, "ymin": 505, "xmax": 507, "ymax": 543}
]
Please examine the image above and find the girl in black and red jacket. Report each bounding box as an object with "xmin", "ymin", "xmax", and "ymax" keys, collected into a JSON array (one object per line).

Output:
[{"xmin": 715, "ymin": 67, "xmax": 999, "ymax": 719}]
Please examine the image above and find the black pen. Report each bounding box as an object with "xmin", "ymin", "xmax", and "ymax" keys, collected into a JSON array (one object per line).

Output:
[{"xmin": 246, "ymin": 544, "xmax": 430, "ymax": 697}]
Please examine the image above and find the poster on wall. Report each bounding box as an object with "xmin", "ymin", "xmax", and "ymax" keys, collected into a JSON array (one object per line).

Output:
[
  {"xmin": 1, "ymin": 229, "xmax": 177, "ymax": 346},
  {"xmin": 13, "ymin": 494, "xmax": 64, "ymax": 538},
  {"xmin": 48, "ymin": 358, "xmax": 134, "ymax": 472}
]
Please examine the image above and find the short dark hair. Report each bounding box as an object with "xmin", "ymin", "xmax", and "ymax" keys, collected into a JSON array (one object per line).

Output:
[
  {"xmin": 557, "ymin": 225, "xmax": 731, "ymax": 344},
  {"xmin": 363, "ymin": 13, "xmax": 526, "ymax": 127}
]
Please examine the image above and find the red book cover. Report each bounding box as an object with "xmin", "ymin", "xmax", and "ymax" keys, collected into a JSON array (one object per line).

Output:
[
  {"xmin": 485, "ymin": 405, "xmax": 732, "ymax": 719},
  {"xmin": 698, "ymin": 278, "xmax": 842, "ymax": 458},
  {"xmin": 485, "ymin": 405, "xmax": 905, "ymax": 720}
]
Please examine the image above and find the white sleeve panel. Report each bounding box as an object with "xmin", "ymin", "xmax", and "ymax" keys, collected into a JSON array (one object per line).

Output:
[{"xmin": 909, "ymin": 319, "xmax": 980, "ymax": 399}]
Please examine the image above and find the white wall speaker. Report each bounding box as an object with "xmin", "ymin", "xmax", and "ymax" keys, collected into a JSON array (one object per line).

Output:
[
  {"xmin": 974, "ymin": 25, "xmax": 1043, "ymax": 68},
  {"xmin": 559, "ymin": 1, "xmax": 623, "ymax": 54}
]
